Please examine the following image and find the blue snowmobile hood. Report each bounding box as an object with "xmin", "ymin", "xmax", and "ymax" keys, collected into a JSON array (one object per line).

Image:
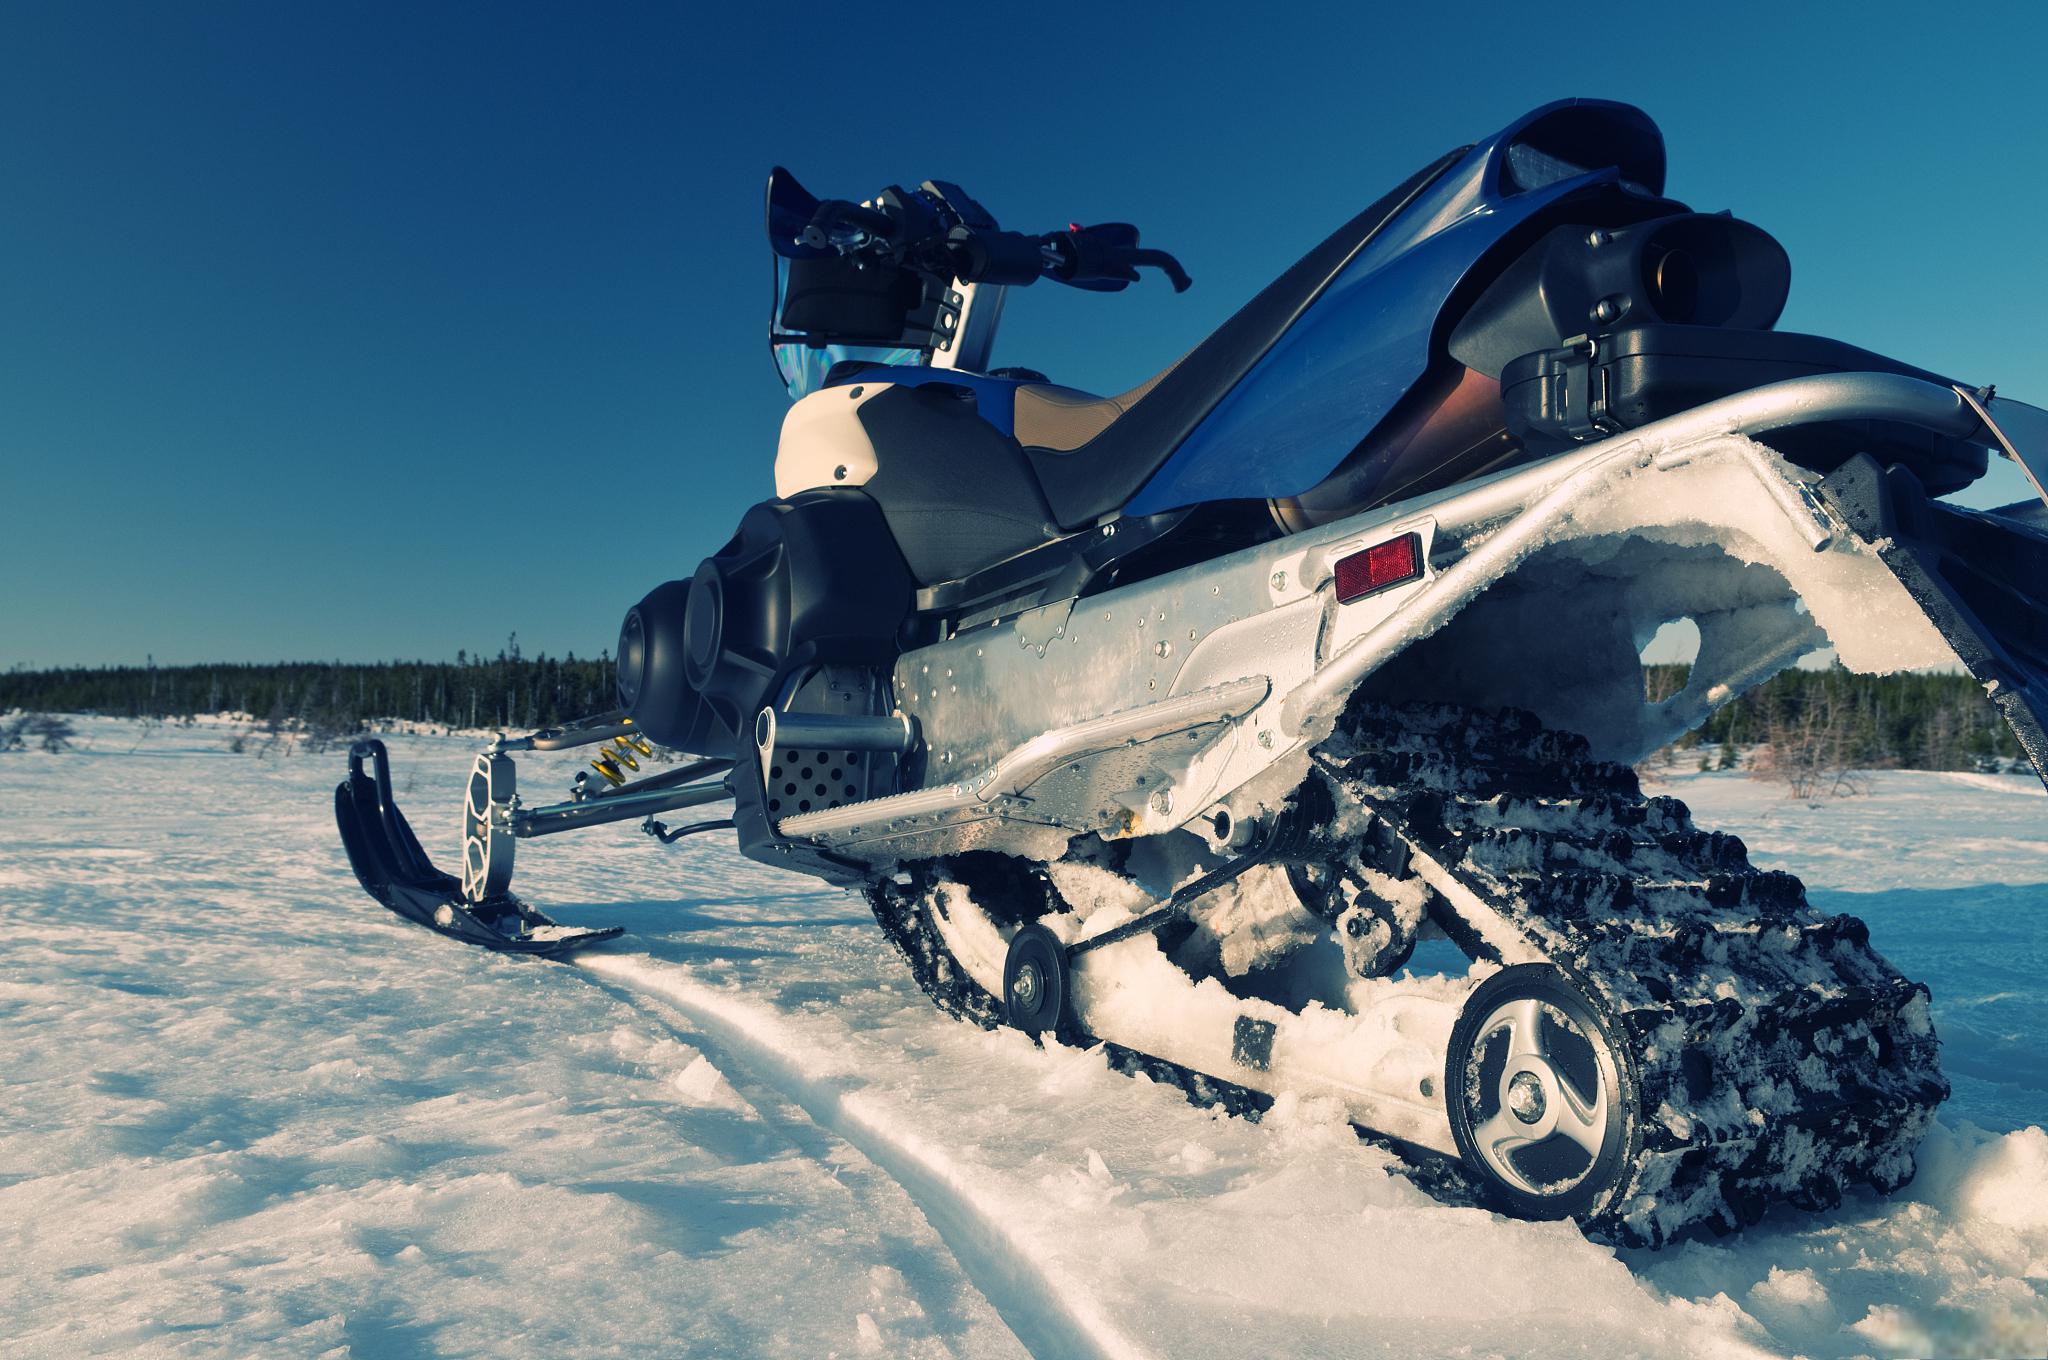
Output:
[{"xmin": 1120, "ymin": 98, "xmax": 1666, "ymax": 517}]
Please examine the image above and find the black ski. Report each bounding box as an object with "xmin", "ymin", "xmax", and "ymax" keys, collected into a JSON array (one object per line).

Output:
[{"xmin": 334, "ymin": 739, "xmax": 622, "ymax": 959}]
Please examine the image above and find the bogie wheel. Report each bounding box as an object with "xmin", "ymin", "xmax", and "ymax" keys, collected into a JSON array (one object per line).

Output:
[
  {"xmin": 1445, "ymin": 964, "xmax": 1640, "ymax": 1223},
  {"xmin": 1003, "ymin": 923, "xmax": 1073, "ymax": 1040}
]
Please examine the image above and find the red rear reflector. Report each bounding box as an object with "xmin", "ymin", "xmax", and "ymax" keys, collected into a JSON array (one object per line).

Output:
[{"xmin": 1333, "ymin": 532, "xmax": 1422, "ymax": 603}]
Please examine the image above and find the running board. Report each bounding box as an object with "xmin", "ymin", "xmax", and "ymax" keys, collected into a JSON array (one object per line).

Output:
[{"xmin": 778, "ymin": 678, "xmax": 1270, "ymax": 849}]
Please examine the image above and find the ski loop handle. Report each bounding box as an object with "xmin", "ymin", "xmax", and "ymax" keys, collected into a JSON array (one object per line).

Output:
[{"xmin": 347, "ymin": 738, "xmax": 429, "ymax": 882}]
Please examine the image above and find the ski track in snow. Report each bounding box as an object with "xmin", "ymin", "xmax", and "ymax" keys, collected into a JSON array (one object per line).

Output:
[
  {"xmin": 2, "ymin": 717, "xmax": 2046, "ymax": 1358},
  {"xmin": 576, "ymin": 954, "xmax": 1146, "ymax": 1360}
]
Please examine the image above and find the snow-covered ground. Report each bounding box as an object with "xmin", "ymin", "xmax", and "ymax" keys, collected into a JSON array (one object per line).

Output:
[{"xmin": 2, "ymin": 718, "xmax": 2044, "ymax": 1359}]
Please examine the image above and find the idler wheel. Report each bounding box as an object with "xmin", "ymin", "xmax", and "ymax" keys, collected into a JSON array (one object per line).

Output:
[
  {"xmin": 1445, "ymin": 964, "xmax": 1640, "ymax": 1222},
  {"xmin": 1003, "ymin": 923, "xmax": 1074, "ymax": 1039}
]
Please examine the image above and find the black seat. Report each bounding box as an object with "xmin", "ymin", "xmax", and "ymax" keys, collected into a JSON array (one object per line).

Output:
[{"xmin": 854, "ymin": 148, "xmax": 1466, "ymax": 584}]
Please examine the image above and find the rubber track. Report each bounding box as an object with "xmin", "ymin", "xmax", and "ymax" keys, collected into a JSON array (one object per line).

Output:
[
  {"xmin": 1317, "ymin": 702, "xmax": 1948, "ymax": 1244},
  {"xmin": 866, "ymin": 703, "xmax": 1949, "ymax": 1246}
]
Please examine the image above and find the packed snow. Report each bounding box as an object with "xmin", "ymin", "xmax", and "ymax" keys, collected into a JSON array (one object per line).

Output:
[{"xmin": 2, "ymin": 717, "xmax": 2045, "ymax": 1358}]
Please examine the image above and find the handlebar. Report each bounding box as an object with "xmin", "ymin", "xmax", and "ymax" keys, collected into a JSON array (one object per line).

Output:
[
  {"xmin": 798, "ymin": 199, "xmax": 898, "ymax": 252},
  {"xmin": 799, "ymin": 194, "xmax": 1190, "ymax": 295}
]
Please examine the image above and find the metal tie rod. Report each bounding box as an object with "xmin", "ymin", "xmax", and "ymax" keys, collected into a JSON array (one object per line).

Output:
[
  {"xmin": 512, "ymin": 778, "xmax": 731, "ymax": 838},
  {"xmin": 1068, "ymin": 811, "xmax": 1307, "ymax": 958}
]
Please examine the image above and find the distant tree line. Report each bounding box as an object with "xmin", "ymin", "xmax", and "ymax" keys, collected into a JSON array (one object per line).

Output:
[
  {"xmin": 0, "ymin": 638, "xmax": 615, "ymax": 736},
  {"xmin": 1645, "ymin": 663, "xmax": 2026, "ymax": 777},
  {"xmin": 0, "ymin": 651, "xmax": 2029, "ymax": 775}
]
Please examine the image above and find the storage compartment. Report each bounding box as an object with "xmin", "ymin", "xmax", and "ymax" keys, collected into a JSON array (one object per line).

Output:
[{"xmin": 1501, "ymin": 324, "xmax": 1989, "ymax": 495}]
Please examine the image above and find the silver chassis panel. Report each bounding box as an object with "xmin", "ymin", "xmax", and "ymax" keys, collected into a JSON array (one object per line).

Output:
[
  {"xmin": 779, "ymin": 678, "xmax": 1269, "ymax": 862},
  {"xmin": 781, "ymin": 373, "xmax": 1978, "ymax": 863}
]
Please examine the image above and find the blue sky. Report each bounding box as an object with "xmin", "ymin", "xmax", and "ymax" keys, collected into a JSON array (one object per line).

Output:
[{"xmin": 3, "ymin": 3, "xmax": 2045, "ymax": 667}]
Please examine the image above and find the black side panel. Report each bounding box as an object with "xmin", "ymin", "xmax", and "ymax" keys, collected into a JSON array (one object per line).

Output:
[
  {"xmin": 1024, "ymin": 148, "xmax": 1470, "ymax": 530},
  {"xmin": 1818, "ymin": 456, "xmax": 2048, "ymax": 788},
  {"xmin": 677, "ymin": 490, "xmax": 915, "ymax": 747},
  {"xmin": 857, "ymin": 384, "xmax": 1058, "ymax": 584},
  {"xmin": 1504, "ymin": 325, "xmax": 1989, "ymax": 495}
]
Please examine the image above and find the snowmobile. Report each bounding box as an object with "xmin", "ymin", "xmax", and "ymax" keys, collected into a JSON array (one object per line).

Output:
[{"xmin": 337, "ymin": 99, "xmax": 2048, "ymax": 1244}]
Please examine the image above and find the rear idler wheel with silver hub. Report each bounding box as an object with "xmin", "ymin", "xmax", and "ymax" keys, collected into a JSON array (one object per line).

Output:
[
  {"xmin": 1445, "ymin": 964, "xmax": 1640, "ymax": 1222},
  {"xmin": 1003, "ymin": 923, "xmax": 1074, "ymax": 1040}
]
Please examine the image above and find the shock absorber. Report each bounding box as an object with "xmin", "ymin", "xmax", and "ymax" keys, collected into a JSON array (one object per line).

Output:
[{"xmin": 590, "ymin": 724, "xmax": 656, "ymax": 788}]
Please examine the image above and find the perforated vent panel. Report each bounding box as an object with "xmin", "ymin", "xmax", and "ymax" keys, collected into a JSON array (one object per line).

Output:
[{"xmin": 765, "ymin": 748, "xmax": 877, "ymax": 818}]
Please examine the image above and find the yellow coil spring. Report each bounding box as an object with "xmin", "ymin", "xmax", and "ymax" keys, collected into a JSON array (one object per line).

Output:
[{"xmin": 591, "ymin": 727, "xmax": 656, "ymax": 787}]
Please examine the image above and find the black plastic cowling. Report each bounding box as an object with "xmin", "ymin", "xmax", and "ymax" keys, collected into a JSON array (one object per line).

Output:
[
  {"xmin": 615, "ymin": 579, "xmax": 720, "ymax": 754},
  {"xmin": 1447, "ymin": 212, "xmax": 1792, "ymax": 380},
  {"xmin": 615, "ymin": 490, "xmax": 914, "ymax": 756}
]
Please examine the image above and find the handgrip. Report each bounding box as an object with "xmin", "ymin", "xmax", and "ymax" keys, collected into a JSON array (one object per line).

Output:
[{"xmin": 944, "ymin": 225, "xmax": 1051, "ymax": 285}]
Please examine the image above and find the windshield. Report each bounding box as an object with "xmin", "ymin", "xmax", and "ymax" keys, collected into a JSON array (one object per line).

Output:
[
  {"xmin": 1981, "ymin": 394, "xmax": 2048, "ymax": 509},
  {"xmin": 772, "ymin": 339, "xmax": 925, "ymax": 400},
  {"xmin": 768, "ymin": 254, "xmax": 928, "ymax": 400}
]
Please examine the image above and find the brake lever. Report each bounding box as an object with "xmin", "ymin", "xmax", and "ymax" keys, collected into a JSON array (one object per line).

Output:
[
  {"xmin": 1048, "ymin": 226, "xmax": 1192, "ymax": 293},
  {"xmin": 1126, "ymin": 246, "xmax": 1192, "ymax": 293}
]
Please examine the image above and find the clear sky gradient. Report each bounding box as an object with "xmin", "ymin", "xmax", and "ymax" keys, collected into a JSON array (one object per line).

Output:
[{"xmin": 4, "ymin": 3, "xmax": 2045, "ymax": 667}]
